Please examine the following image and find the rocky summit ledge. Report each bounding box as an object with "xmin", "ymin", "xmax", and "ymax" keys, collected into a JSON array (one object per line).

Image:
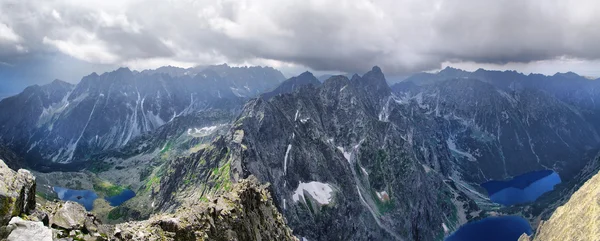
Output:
[
  {"xmin": 520, "ymin": 169, "xmax": 600, "ymax": 241},
  {"xmin": 0, "ymin": 159, "xmax": 35, "ymax": 226},
  {"xmin": 115, "ymin": 176, "xmax": 298, "ymax": 241},
  {"xmin": 0, "ymin": 158, "xmax": 297, "ymax": 241}
]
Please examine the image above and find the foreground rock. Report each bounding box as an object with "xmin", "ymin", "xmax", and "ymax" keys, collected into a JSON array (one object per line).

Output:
[
  {"xmin": 115, "ymin": 176, "xmax": 298, "ymax": 241},
  {"xmin": 0, "ymin": 159, "xmax": 297, "ymax": 241},
  {"xmin": 521, "ymin": 169, "xmax": 600, "ymax": 241},
  {"xmin": 4, "ymin": 217, "xmax": 52, "ymax": 241},
  {"xmin": 0, "ymin": 159, "xmax": 35, "ymax": 226}
]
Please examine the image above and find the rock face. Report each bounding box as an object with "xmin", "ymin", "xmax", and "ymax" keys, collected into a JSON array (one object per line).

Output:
[
  {"xmin": 262, "ymin": 71, "xmax": 321, "ymax": 100},
  {"xmin": 0, "ymin": 159, "xmax": 35, "ymax": 226},
  {"xmin": 151, "ymin": 66, "xmax": 477, "ymax": 240},
  {"xmin": 0, "ymin": 158, "xmax": 297, "ymax": 241},
  {"xmin": 392, "ymin": 77, "xmax": 600, "ymax": 182},
  {"xmin": 524, "ymin": 169, "xmax": 600, "ymax": 241},
  {"xmin": 0, "ymin": 65, "xmax": 283, "ymax": 167},
  {"xmin": 5, "ymin": 217, "xmax": 52, "ymax": 241},
  {"xmin": 50, "ymin": 201, "xmax": 87, "ymax": 230},
  {"xmin": 115, "ymin": 176, "xmax": 298, "ymax": 241}
]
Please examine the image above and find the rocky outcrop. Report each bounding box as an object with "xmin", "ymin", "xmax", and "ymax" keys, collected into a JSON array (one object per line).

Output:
[
  {"xmin": 50, "ymin": 201, "xmax": 88, "ymax": 230},
  {"xmin": 522, "ymin": 169, "xmax": 600, "ymax": 241},
  {"xmin": 0, "ymin": 159, "xmax": 35, "ymax": 226},
  {"xmin": 262, "ymin": 71, "xmax": 321, "ymax": 100},
  {"xmin": 214, "ymin": 67, "xmax": 475, "ymax": 240},
  {"xmin": 0, "ymin": 158, "xmax": 297, "ymax": 241},
  {"xmin": 4, "ymin": 217, "xmax": 52, "ymax": 241},
  {"xmin": 115, "ymin": 176, "xmax": 298, "ymax": 241}
]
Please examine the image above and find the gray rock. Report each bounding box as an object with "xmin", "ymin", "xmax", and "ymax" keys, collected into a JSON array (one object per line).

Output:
[
  {"xmin": 5, "ymin": 217, "xmax": 52, "ymax": 241},
  {"xmin": 0, "ymin": 159, "xmax": 36, "ymax": 225},
  {"xmin": 51, "ymin": 201, "xmax": 87, "ymax": 230}
]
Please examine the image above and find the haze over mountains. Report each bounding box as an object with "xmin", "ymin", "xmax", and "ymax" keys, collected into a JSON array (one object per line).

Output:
[{"xmin": 2, "ymin": 63, "xmax": 600, "ymax": 240}]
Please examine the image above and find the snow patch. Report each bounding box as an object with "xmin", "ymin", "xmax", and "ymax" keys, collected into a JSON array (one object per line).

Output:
[
  {"xmin": 376, "ymin": 191, "xmax": 389, "ymax": 201},
  {"xmin": 284, "ymin": 144, "xmax": 292, "ymax": 174},
  {"xmin": 187, "ymin": 124, "xmax": 224, "ymax": 137},
  {"xmin": 294, "ymin": 109, "xmax": 299, "ymax": 121},
  {"xmin": 337, "ymin": 146, "xmax": 352, "ymax": 163},
  {"xmin": 442, "ymin": 223, "xmax": 449, "ymax": 233},
  {"xmin": 292, "ymin": 182, "xmax": 333, "ymax": 205},
  {"xmin": 422, "ymin": 164, "xmax": 432, "ymax": 173}
]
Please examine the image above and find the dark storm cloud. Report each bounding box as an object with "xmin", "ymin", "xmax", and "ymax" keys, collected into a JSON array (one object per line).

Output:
[{"xmin": 0, "ymin": 0, "xmax": 599, "ymax": 75}]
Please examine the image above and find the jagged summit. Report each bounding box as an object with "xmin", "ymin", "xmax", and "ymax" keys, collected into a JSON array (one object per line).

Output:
[{"xmin": 261, "ymin": 71, "xmax": 320, "ymax": 100}]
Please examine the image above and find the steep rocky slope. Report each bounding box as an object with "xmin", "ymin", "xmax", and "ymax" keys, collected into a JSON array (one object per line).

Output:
[
  {"xmin": 0, "ymin": 65, "xmax": 282, "ymax": 167},
  {"xmin": 520, "ymin": 169, "xmax": 600, "ymax": 241},
  {"xmin": 262, "ymin": 71, "xmax": 322, "ymax": 100},
  {"xmin": 151, "ymin": 67, "xmax": 483, "ymax": 240},
  {"xmin": 0, "ymin": 159, "xmax": 297, "ymax": 241},
  {"xmin": 392, "ymin": 78, "xmax": 600, "ymax": 182}
]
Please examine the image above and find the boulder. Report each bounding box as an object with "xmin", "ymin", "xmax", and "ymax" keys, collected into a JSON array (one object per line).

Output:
[
  {"xmin": 51, "ymin": 201, "xmax": 87, "ymax": 230},
  {"xmin": 0, "ymin": 159, "xmax": 36, "ymax": 225},
  {"xmin": 5, "ymin": 217, "xmax": 52, "ymax": 241}
]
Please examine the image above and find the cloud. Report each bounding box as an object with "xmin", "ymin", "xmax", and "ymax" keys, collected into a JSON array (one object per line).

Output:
[
  {"xmin": 0, "ymin": 0, "xmax": 600, "ymax": 76},
  {"xmin": 0, "ymin": 22, "xmax": 20, "ymax": 43}
]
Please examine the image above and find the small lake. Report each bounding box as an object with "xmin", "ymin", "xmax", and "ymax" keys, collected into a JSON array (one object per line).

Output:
[
  {"xmin": 445, "ymin": 216, "xmax": 532, "ymax": 241},
  {"xmin": 105, "ymin": 189, "xmax": 136, "ymax": 206},
  {"xmin": 481, "ymin": 170, "xmax": 561, "ymax": 206},
  {"xmin": 53, "ymin": 187, "xmax": 98, "ymax": 211}
]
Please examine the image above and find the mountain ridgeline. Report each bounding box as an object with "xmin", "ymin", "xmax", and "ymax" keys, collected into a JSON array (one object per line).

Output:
[
  {"xmin": 0, "ymin": 65, "xmax": 284, "ymax": 168},
  {"xmin": 2, "ymin": 65, "xmax": 600, "ymax": 240}
]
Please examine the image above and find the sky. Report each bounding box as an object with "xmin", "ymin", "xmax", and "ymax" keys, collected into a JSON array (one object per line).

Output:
[{"xmin": 1, "ymin": 0, "xmax": 600, "ymax": 96}]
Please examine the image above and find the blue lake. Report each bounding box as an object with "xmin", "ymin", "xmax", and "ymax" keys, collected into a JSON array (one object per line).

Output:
[
  {"xmin": 481, "ymin": 170, "xmax": 561, "ymax": 206},
  {"xmin": 53, "ymin": 187, "xmax": 98, "ymax": 211},
  {"xmin": 445, "ymin": 216, "xmax": 532, "ymax": 241},
  {"xmin": 105, "ymin": 189, "xmax": 136, "ymax": 206}
]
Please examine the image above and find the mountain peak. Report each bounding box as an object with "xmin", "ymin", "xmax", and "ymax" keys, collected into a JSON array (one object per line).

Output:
[
  {"xmin": 363, "ymin": 66, "xmax": 385, "ymax": 81},
  {"xmin": 440, "ymin": 66, "xmax": 466, "ymax": 75},
  {"xmin": 49, "ymin": 79, "xmax": 69, "ymax": 85},
  {"xmin": 298, "ymin": 71, "xmax": 315, "ymax": 79}
]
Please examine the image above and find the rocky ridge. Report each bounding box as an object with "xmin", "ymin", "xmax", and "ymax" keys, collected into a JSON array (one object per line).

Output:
[
  {"xmin": 519, "ymin": 169, "xmax": 600, "ymax": 241},
  {"xmin": 0, "ymin": 159, "xmax": 297, "ymax": 241}
]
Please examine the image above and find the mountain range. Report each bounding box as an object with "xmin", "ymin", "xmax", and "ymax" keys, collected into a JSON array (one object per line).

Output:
[{"xmin": 1, "ymin": 65, "xmax": 600, "ymax": 240}]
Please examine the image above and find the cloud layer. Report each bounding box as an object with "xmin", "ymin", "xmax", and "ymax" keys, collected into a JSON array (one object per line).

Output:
[{"xmin": 1, "ymin": 0, "xmax": 600, "ymax": 75}]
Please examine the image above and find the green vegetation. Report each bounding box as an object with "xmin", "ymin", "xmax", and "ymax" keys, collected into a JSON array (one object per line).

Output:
[
  {"xmin": 88, "ymin": 161, "xmax": 112, "ymax": 173},
  {"xmin": 107, "ymin": 207, "xmax": 125, "ymax": 220},
  {"xmin": 139, "ymin": 166, "xmax": 152, "ymax": 181},
  {"xmin": 93, "ymin": 180, "xmax": 126, "ymax": 197},
  {"xmin": 36, "ymin": 191, "xmax": 57, "ymax": 201},
  {"xmin": 160, "ymin": 141, "xmax": 172, "ymax": 154},
  {"xmin": 304, "ymin": 196, "xmax": 315, "ymax": 214},
  {"xmin": 372, "ymin": 190, "xmax": 395, "ymax": 214},
  {"xmin": 211, "ymin": 162, "xmax": 232, "ymax": 192},
  {"xmin": 370, "ymin": 150, "xmax": 388, "ymax": 190}
]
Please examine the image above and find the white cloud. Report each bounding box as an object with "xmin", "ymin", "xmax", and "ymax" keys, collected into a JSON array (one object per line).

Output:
[
  {"xmin": 1, "ymin": 0, "xmax": 600, "ymax": 76},
  {"xmin": 0, "ymin": 22, "xmax": 20, "ymax": 43},
  {"xmin": 52, "ymin": 9, "xmax": 62, "ymax": 22},
  {"xmin": 42, "ymin": 31, "xmax": 120, "ymax": 64}
]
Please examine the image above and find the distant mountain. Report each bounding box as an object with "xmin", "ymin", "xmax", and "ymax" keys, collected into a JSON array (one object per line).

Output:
[
  {"xmin": 150, "ymin": 66, "xmax": 600, "ymax": 240},
  {"xmin": 0, "ymin": 65, "xmax": 284, "ymax": 167},
  {"xmin": 402, "ymin": 67, "xmax": 600, "ymax": 114},
  {"xmin": 152, "ymin": 67, "xmax": 480, "ymax": 240},
  {"xmin": 141, "ymin": 63, "xmax": 286, "ymax": 97},
  {"xmin": 261, "ymin": 71, "xmax": 321, "ymax": 100},
  {"xmin": 392, "ymin": 77, "xmax": 599, "ymax": 181},
  {"xmin": 317, "ymin": 73, "xmax": 354, "ymax": 82}
]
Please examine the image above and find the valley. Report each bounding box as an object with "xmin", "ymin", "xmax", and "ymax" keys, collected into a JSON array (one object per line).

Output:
[{"xmin": 2, "ymin": 65, "xmax": 600, "ymax": 240}]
